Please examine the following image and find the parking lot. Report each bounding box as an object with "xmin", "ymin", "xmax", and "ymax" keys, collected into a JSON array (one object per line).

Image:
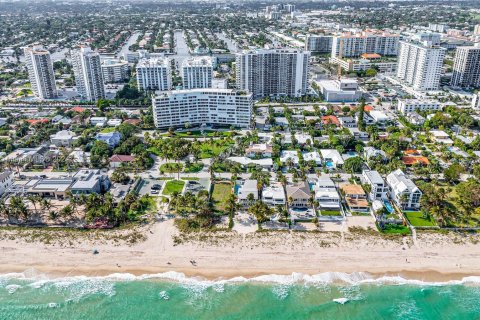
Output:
[{"xmin": 137, "ymin": 179, "xmax": 165, "ymax": 197}]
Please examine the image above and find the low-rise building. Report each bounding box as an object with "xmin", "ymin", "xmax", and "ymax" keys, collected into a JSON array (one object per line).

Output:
[
  {"xmin": 338, "ymin": 116, "xmax": 356, "ymax": 128},
  {"xmin": 245, "ymin": 143, "xmax": 273, "ymax": 158},
  {"xmin": 341, "ymin": 184, "xmax": 369, "ymax": 212},
  {"xmin": 397, "ymin": 99, "xmax": 442, "ymax": 115},
  {"xmin": 262, "ymin": 183, "xmax": 286, "ymax": 206},
  {"xmin": 0, "ymin": 171, "xmax": 13, "ymax": 196},
  {"xmin": 313, "ymin": 176, "xmax": 340, "ymax": 209},
  {"xmin": 362, "ymin": 170, "xmax": 388, "ymax": 200},
  {"xmin": 50, "ymin": 130, "xmax": 78, "ymax": 147},
  {"xmin": 369, "ymin": 110, "xmax": 391, "ymax": 127},
  {"xmin": 237, "ymin": 179, "xmax": 258, "ymax": 206},
  {"xmin": 386, "ymin": 169, "xmax": 422, "ymax": 210},
  {"xmin": 90, "ymin": 117, "xmax": 107, "ymax": 127},
  {"xmin": 430, "ymin": 130, "xmax": 454, "ymax": 145},
  {"xmin": 320, "ymin": 149, "xmax": 344, "ymax": 168},
  {"xmin": 316, "ymin": 79, "xmax": 362, "ymax": 102},
  {"xmin": 280, "ymin": 150, "xmax": 299, "ymax": 166},
  {"xmin": 303, "ymin": 151, "xmax": 322, "ymax": 165},
  {"xmin": 286, "ymin": 181, "xmax": 311, "ymax": 208},
  {"xmin": 96, "ymin": 131, "xmax": 122, "ymax": 148},
  {"xmin": 109, "ymin": 154, "xmax": 135, "ymax": 168}
]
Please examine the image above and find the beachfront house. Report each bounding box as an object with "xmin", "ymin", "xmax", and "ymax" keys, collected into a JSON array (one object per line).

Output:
[
  {"xmin": 341, "ymin": 184, "xmax": 369, "ymax": 212},
  {"xmin": 0, "ymin": 170, "xmax": 13, "ymax": 196},
  {"xmin": 386, "ymin": 169, "xmax": 422, "ymax": 210},
  {"xmin": 286, "ymin": 181, "xmax": 311, "ymax": 208},
  {"xmin": 237, "ymin": 179, "xmax": 258, "ymax": 206},
  {"xmin": 362, "ymin": 170, "xmax": 388, "ymax": 201},
  {"xmin": 262, "ymin": 183, "xmax": 286, "ymax": 206},
  {"xmin": 313, "ymin": 176, "xmax": 341, "ymax": 209}
]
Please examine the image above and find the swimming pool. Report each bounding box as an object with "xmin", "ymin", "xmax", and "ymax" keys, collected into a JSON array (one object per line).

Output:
[
  {"xmin": 383, "ymin": 200, "xmax": 394, "ymax": 213},
  {"xmin": 325, "ymin": 161, "xmax": 334, "ymax": 168}
]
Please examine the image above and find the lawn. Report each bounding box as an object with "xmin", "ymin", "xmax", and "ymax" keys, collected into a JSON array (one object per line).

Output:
[
  {"xmin": 211, "ymin": 182, "xmax": 232, "ymax": 213},
  {"xmin": 100, "ymin": 127, "xmax": 117, "ymax": 133},
  {"xmin": 404, "ymin": 211, "xmax": 437, "ymax": 227},
  {"xmin": 196, "ymin": 139, "xmax": 234, "ymax": 159},
  {"xmin": 160, "ymin": 162, "xmax": 183, "ymax": 173},
  {"xmin": 380, "ymin": 224, "xmax": 411, "ymax": 235},
  {"xmin": 162, "ymin": 180, "xmax": 185, "ymax": 196},
  {"xmin": 174, "ymin": 130, "xmax": 235, "ymax": 138},
  {"xmin": 184, "ymin": 162, "xmax": 204, "ymax": 173},
  {"xmin": 320, "ymin": 210, "xmax": 342, "ymax": 216}
]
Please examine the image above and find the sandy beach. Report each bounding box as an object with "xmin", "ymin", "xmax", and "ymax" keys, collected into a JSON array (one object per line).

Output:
[{"xmin": 0, "ymin": 220, "xmax": 479, "ymax": 282}]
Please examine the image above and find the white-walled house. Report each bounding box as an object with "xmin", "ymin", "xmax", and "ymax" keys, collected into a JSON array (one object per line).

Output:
[
  {"xmin": 262, "ymin": 183, "xmax": 286, "ymax": 206},
  {"xmin": 313, "ymin": 176, "xmax": 340, "ymax": 209},
  {"xmin": 362, "ymin": 169, "xmax": 388, "ymax": 200},
  {"xmin": 386, "ymin": 169, "xmax": 422, "ymax": 210},
  {"xmin": 237, "ymin": 179, "xmax": 258, "ymax": 205}
]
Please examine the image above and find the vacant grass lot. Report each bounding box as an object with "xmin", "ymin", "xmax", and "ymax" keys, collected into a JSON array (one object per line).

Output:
[
  {"xmin": 162, "ymin": 180, "xmax": 185, "ymax": 195},
  {"xmin": 404, "ymin": 211, "xmax": 437, "ymax": 227},
  {"xmin": 211, "ymin": 182, "xmax": 232, "ymax": 213}
]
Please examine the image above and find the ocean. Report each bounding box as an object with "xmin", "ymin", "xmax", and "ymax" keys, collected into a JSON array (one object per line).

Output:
[{"xmin": 0, "ymin": 271, "xmax": 479, "ymax": 320}]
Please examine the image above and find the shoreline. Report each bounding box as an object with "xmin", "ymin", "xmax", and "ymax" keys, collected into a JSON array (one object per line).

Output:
[
  {"xmin": 0, "ymin": 265, "xmax": 480, "ymax": 286},
  {"xmin": 1, "ymin": 221, "xmax": 480, "ymax": 284}
]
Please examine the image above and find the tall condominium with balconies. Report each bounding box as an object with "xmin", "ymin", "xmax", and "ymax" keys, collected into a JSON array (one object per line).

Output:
[
  {"xmin": 396, "ymin": 39, "xmax": 446, "ymax": 91},
  {"xmin": 152, "ymin": 89, "xmax": 252, "ymax": 129},
  {"xmin": 24, "ymin": 47, "xmax": 57, "ymax": 99},
  {"xmin": 136, "ymin": 57, "xmax": 171, "ymax": 91},
  {"xmin": 72, "ymin": 47, "xmax": 105, "ymax": 102},
  {"xmin": 235, "ymin": 49, "xmax": 310, "ymax": 99},
  {"xmin": 304, "ymin": 34, "xmax": 333, "ymax": 54},
  {"xmin": 331, "ymin": 31, "xmax": 399, "ymax": 58},
  {"xmin": 181, "ymin": 57, "xmax": 213, "ymax": 89},
  {"xmin": 451, "ymin": 44, "xmax": 480, "ymax": 88}
]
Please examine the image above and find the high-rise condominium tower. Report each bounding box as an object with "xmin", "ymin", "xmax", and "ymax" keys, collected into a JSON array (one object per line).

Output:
[
  {"xmin": 235, "ymin": 49, "xmax": 310, "ymax": 99},
  {"xmin": 396, "ymin": 39, "xmax": 446, "ymax": 91},
  {"xmin": 181, "ymin": 57, "xmax": 213, "ymax": 90},
  {"xmin": 451, "ymin": 44, "xmax": 480, "ymax": 88},
  {"xmin": 24, "ymin": 47, "xmax": 57, "ymax": 99},
  {"xmin": 72, "ymin": 47, "xmax": 105, "ymax": 102}
]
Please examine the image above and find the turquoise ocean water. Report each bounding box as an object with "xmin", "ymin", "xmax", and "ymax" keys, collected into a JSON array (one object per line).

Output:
[{"xmin": 1, "ymin": 271, "xmax": 480, "ymax": 320}]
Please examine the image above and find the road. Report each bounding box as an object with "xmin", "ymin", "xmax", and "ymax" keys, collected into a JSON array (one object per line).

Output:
[{"xmin": 117, "ymin": 31, "xmax": 142, "ymax": 59}]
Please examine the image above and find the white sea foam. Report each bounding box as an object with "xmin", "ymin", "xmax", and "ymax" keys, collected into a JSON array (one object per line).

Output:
[
  {"xmin": 6, "ymin": 284, "xmax": 21, "ymax": 294},
  {"xmin": 333, "ymin": 298, "xmax": 349, "ymax": 305},
  {"xmin": 1, "ymin": 270, "xmax": 480, "ymax": 288}
]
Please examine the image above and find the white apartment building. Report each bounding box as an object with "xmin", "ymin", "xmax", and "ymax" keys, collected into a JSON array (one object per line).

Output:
[
  {"xmin": 0, "ymin": 171, "xmax": 13, "ymax": 196},
  {"xmin": 396, "ymin": 39, "xmax": 446, "ymax": 91},
  {"xmin": 451, "ymin": 44, "xmax": 480, "ymax": 88},
  {"xmin": 304, "ymin": 35, "xmax": 333, "ymax": 53},
  {"xmin": 235, "ymin": 49, "xmax": 310, "ymax": 98},
  {"xmin": 101, "ymin": 59, "xmax": 129, "ymax": 83},
  {"xmin": 397, "ymin": 99, "xmax": 442, "ymax": 115},
  {"xmin": 386, "ymin": 169, "xmax": 422, "ymax": 210},
  {"xmin": 181, "ymin": 57, "xmax": 213, "ymax": 89},
  {"xmin": 72, "ymin": 47, "xmax": 105, "ymax": 102},
  {"xmin": 362, "ymin": 170, "xmax": 388, "ymax": 201},
  {"xmin": 152, "ymin": 89, "xmax": 252, "ymax": 129},
  {"xmin": 331, "ymin": 31, "xmax": 399, "ymax": 58},
  {"xmin": 136, "ymin": 58, "xmax": 171, "ymax": 91},
  {"xmin": 24, "ymin": 47, "xmax": 57, "ymax": 99}
]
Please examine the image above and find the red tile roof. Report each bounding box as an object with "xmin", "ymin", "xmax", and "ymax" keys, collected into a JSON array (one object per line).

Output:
[
  {"xmin": 26, "ymin": 119, "xmax": 49, "ymax": 125},
  {"xmin": 70, "ymin": 106, "xmax": 86, "ymax": 113},
  {"xmin": 401, "ymin": 156, "xmax": 429, "ymax": 166},
  {"xmin": 123, "ymin": 119, "xmax": 141, "ymax": 125},
  {"xmin": 110, "ymin": 154, "xmax": 135, "ymax": 162},
  {"xmin": 321, "ymin": 115, "xmax": 340, "ymax": 126}
]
